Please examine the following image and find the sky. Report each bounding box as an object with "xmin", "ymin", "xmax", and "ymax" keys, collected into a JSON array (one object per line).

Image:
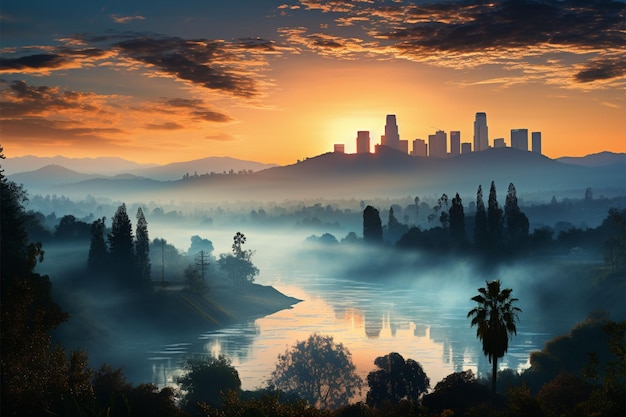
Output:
[{"xmin": 1, "ymin": 0, "xmax": 624, "ymax": 165}]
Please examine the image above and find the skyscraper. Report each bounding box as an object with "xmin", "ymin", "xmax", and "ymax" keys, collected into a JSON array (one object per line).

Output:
[
  {"xmin": 511, "ymin": 129, "xmax": 529, "ymax": 151},
  {"xmin": 450, "ymin": 131, "xmax": 461, "ymax": 156},
  {"xmin": 461, "ymin": 142, "xmax": 472, "ymax": 154},
  {"xmin": 493, "ymin": 138, "xmax": 506, "ymax": 148},
  {"xmin": 334, "ymin": 144, "xmax": 345, "ymax": 153},
  {"xmin": 383, "ymin": 114, "xmax": 400, "ymax": 150},
  {"xmin": 356, "ymin": 131, "xmax": 371, "ymax": 154},
  {"xmin": 473, "ymin": 112, "xmax": 488, "ymax": 152},
  {"xmin": 428, "ymin": 130, "xmax": 447, "ymax": 158},
  {"xmin": 532, "ymin": 132, "xmax": 542, "ymax": 154},
  {"xmin": 411, "ymin": 139, "xmax": 427, "ymax": 157}
]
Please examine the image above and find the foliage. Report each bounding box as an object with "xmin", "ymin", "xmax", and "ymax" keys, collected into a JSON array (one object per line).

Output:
[
  {"xmin": 366, "ymin": 352, "xmax": 429, "ymax": 408},
  {"xmin": 268, "ymin": 334, "xmax": 363, "ymax": 410},
  {"xmin": 473, "ymin": 184, "xmax": 487, "ymax": 248},
  {"xmin": 504, "ymin": 183, "xmax": 529, "ymax": 249},
  {"xmin": 135, "ymin": 207, "xmax": 151, "ymax": 284},
  {"xmin": 185, "ymin": 264, "xmax": 210, "ymax": 295},
  {"xmin": 218, "ymin": 232, "xmax": 259, "ymax": 287},
  {"xmin": 87, "ymin": 217, "xmax": 108, "ymax": 273},
  {"xmin": 449, "ymin": 192, "xmax": 466, "ymax": 243},
  {"xmin": 467, "ymin": 280, "xmax": 521, "ymax": 398},
  {"xmin": 108, "ymin": 203, "xmax": 136, "ymax": 281},
  {"xmin": 363, "ymin": 205, "xmax": 382, "ymax": 243},
  {"xmin": 422, "ymin": 370, "xmax": 492, "ymax": 417},
  {"xmin": 487, "ymin": 181, "xmax": 504, "ymax": 248},
  {"xmin": 177, "ymin": 355, "xmax": 241, "ymax": 413}
]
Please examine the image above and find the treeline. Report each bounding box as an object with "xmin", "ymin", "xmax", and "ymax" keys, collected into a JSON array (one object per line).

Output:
[{"xmin": 308, "ymin": 181, "xmax": 626, "ymax": 270}]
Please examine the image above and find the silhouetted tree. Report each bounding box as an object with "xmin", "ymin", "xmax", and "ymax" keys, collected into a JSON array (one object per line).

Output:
[
  {"xmin": 218, "ymin": 232, "xmax": 258, "ymax": 287},
  {"xmin": 414, "ymin": 196, "xmax": 420, "ymax": 225},
  {"xmin": 386, "ymin": 206, "xmax": 409, "ymax": 243},
  {"xmin": 55, "ymin": 214, "xmax": 91, "ymax": 240},
  {"xmin": 135, "ymin": 207, "xmax": 151, "ymax": 285},
  {"xmin": 504, "ymin": 183, "xmax": 529, "ymax": 249},
  {"xmin": 449, "ymin": 193, "xmax": 466, "ymax": 243},
  {"xmin": 487, "ymin": 181, "xmax": 504, "ymax": 249},
  {"xmin": 88, "ymin": 217, "xmax": 108, "ymax": 273},
  {"xmin": 177, "ymin": 356, "xmax": 241, "ymax": 413},
  {"xmin": 602, "ymin": 208, "xmax": 626, "ymax": 272},
  {"xmin": 366, "ymin": 352, "xmax": 429, "ymax": 408},
  {"xmin": 438, "ymin": 193, "xmax": 449, "ymax": 229},
  {"xmin": 108, "ymin": 203, "xmax": 135, "ymax": 283},
  {"xmin": 422, "ymin": 370, "xmax": 492, "ymax": 416},
  {"xmin": 363, "ymin": 205, "xmax": 382, "ymax": 243},
  {"xmin": 474, "ymin": 185, "xmax": 488, "ymax": 248},
  {"xmin": 268, "ymin": 333, "xmax": 363, "ymax": 410},
  {"xmin": 467, "ymin": 280, "xmax": 521, "ymax": 399}
]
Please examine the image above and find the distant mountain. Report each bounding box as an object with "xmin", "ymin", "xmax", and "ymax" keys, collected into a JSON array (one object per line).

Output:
[
  {"xmin": 2, "ymin": 155, "xmax": 158, "ymax": 176},
  {"xmin": 129, "ymin": 156, "xmax": 278, "ymax": 180},
  {"xmin": 556, "ymin": 151, "xmax": 626, "ymax": 167},
  {"xmin": 9, "ymin": 165, "xmax": 104, "ymax": 190}
]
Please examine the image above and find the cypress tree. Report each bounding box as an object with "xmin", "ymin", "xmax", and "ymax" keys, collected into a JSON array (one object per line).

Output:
[
  {"xmin": 87, "ymin": 217, "xmax": 108, "ymax": 273},
  {"xmin": 474, "ymin": 185, "xmax": 487, "ymax": 248},
  {"xmin": 487, "ymin": 181, "xmax": 504, "ymax": 249},
  {"xmin": 135, "ymin": 207, "xmax": 151, "ymax": 286},
  {"xmin": 108, "ymin": 203, "xmax": 135, "ymax": 283},
  {"xmin": 449, "ymin": 193, "xmax": 466, "ymax": 243}
]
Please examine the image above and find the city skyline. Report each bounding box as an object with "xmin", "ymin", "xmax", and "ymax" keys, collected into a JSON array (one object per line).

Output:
[
  {"xmin": 336, "ymin": 112, "xmax": 543, "ymax": 158},
  {"xmin": 1, "ymin": 1, "xmax": 624, "ymax": 165}
]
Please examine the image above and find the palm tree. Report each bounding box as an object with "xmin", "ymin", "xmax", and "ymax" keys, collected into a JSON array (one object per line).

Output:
[{"xmin": 467, "ymin": 279, "xmax": 521, "ymax": 399}]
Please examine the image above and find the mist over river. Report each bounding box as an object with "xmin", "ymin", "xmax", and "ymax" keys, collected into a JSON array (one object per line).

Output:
[{"xmin": 132, "ymin": 252, "xmax": 586, "ymax": 390}]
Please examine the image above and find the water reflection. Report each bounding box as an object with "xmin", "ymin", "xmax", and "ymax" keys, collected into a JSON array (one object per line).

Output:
[{"xmin": 146, "ymin": 270, "xmax": 553, "ymax": 392}]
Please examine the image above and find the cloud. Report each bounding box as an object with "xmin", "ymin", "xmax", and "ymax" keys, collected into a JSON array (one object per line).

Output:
[
  {"xmin": 0, "ymin": 117, "xmax": 123, "ymax": 146},
  {"xmin": 0, "ymin": 48, "xmax": 112, "ymax": 74},
  {"xmin": 144, "ymin": 122, "xmax": 184, "ymax": 130},
  {"xmin": 111, "ymin": 14, "xmax": 145, "ymax": 24},
  {"xmin": 287, "ymin": 0, "xmax": 625, "ymax": 88}
]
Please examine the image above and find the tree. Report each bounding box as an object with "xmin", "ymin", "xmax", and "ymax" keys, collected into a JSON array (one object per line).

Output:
[
  {"xmin": 474, "ymin": 185, "xmax": 488, "ymax": 248},
  {"xmin": 135, "ymin": 207, "xmax": 151, "ymax": 285},
  {"xmin": 217, "ymin": 232, "xmax": 258, "ymax": 287},
  {"xmin": 108, "ymin": 203, "xmax": 135, "ymax": 282},
  {"xmin": 467, "ymin": 280, "xmax": 521, "ymax": 399},
  {"xmin": 363, "ymin": 205, "xmax": 382, "ymax": 243},
  {"xmin": 176, "ymin": 356, "xmax": 241, "ymax": 413},
  {"xmin": 437, "ymin": 193, "xmax": 449, "ymax": 229},
  {"xmin": 87, "ymin": 217, "xmax": 108, "ymax": 273},
  {"xmin": 504, "ymin": 183, "xmax": 529, "ymax": 249},
  {"xmin": 487, "ymin": 181, "xmax": 504, "ymax": 248},
  {"xmin": 449, "ymin": 193, "xmax": 466, "ymax": 243},
  {"xmin": 268, "ymin": 333, "xmax": 363, "ymax": 410},
  {"xmin": 366, "ymin": 352, "xmax": 429, "ymax": 408}
]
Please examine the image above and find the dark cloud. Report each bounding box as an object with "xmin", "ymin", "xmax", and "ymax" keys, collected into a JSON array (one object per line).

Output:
[
  {"xmin": 575, "ymin": 58, "xmax": 626, "ymax": 83},
  {"xmin": 0, "ymin": 117, "xmax": 122, "ymax": 144},
  {"xmin": 0, "ymin": 54, "xmax": 68, "ymax": 71},
  {"xmin": 144, "ymin": 122, "xmax": 184, "ymax": 130},
  {"xmin": 112, "ymin": 35, "xmax": 259, "ymax": 97},
  {"xmin": 191, "ymin": 110, "xmax": 232, "ymax": 123},
  {"xmin": 157, "ymin": 97, "xmax": 232, "ymax": 123},
  {"xmin": 0, "ymin": 80, "xmax": 98, "ymax": 117}
]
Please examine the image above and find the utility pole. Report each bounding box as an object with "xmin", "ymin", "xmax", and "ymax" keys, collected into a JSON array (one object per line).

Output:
[{"xmin": 195, "ymin": 250, "xmax": 210, "ymax": 283}]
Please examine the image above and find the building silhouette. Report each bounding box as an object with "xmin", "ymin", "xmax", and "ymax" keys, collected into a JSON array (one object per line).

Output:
[
  {"xmin": 473, "ymin": 112, "xmax": 489, "ymax": 152},
  {"xmin": 334, "ymin": 144, "xmax": 345, "ymax": 153},
  {"xmin": 493, "ymin": 138, "xmax": 506, "ymax": 148},
  {"xmin": 450, "ymin": 131, "xmax": 461, "ymax": 156},
  {"xmin": 411, "ymin": 139, "xmax": 427, "ymax": 157},
  {"xmin": 511, "ymin": 129, "xmax": 529, "ymax": 151},
  {"xmin": 461, "ymin": 142, "xmax": 472, "ymax": 154},
  {"xmin": 429, "ymin": 130, "xmax": 447, "ymax": 158},
  {"xmin": 356, "ymin": 131, "xmax": 371, "ymax": 154},
  {"xmin": 382, "ymin": 114, "xmax": 401, "ymax": 150},
  {"xmin": 532, "ymin": 131, "xmax": 542, "ymax": 154}
]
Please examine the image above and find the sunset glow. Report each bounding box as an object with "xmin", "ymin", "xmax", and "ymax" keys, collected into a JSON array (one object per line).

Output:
[{"xmin": 1, "ymin": 1, "xmax": 624, "ymax": 165}]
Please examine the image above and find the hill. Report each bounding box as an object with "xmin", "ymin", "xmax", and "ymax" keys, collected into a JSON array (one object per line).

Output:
[
  {"xmin": 129, "ymin": 156, "xmax": 278, "ymax": 180},
  {"xmin": 556, "ymin": 151, "xmax": 626, "ymax": 167},
  {"xmin": 2, "ymin": 155, "xmax": 157, "ymax": 176}
]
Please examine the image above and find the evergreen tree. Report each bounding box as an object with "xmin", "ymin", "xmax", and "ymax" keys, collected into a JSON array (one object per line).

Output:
[
  {"xmin": 108, "ymin": 203, "xmax": 135, "ymax": 283},
  {"xmin": 87, "ymin": 217, "xmax": 108, "ymax": 273},
  {"xmin": 363, "ymin": 205, "xmax": 383, "ymax": 243},
  {"xmin": 438, "ymin": 194, "xmax": 450, "ymax": 229},
  {"xmin": 474, "ymin": 185, "xmax": 488, "ymax": 248},
  {"xmin": 135, "ymin": 207, "xmax": 151, "ymax": 285},
  {"xmin": 449, "ymin": 193, "xmax": 466, "ymax": 243},
  {"xmin": 504, "ymin": 183, "xmax": 529, "ymax": 249},
  {"xmin": 487, "ymin": 181, "xmax": 504, "ymax": 249}
]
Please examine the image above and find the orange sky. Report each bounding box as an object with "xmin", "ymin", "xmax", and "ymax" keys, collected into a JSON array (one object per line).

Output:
[{"xmin": 1, "ymin": 1, "xmax": 624, "ymax": 165}]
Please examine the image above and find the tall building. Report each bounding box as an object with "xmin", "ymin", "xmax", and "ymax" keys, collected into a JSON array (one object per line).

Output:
[
  {"xmin": 473, "ymin": 112, "xmax": 488, "ymax": 152},
  {"xmin": 511, "ymin": 129, "xmax": 529, "ymax": 151},
  {"xmin": 450, "ymin": 131, "xmax": 461, "ymax": 156},
  {"xmin": 428, "ymin": 130, "xmax": 447, "ymax": 158},
  {"xmin": 532, "ymin": 131, "xmax": 542, "ymax": 154},
  {"xmin": 334, "ymin": 144, "xmax": 345, "ymax": 153},
  {"xmin": 411, "ymin": 139, "xmax": 427, "ymax": 157},
  {"xmin": 400, "ymin": 140, "xmax": 409, "ymax": 154},
  {"xmin": 356, "ymin": 131, "xmax": 371, "ymax": 154},
  {"xmin": 382, "ymin": 114, "xmax": 400, "ymax": 150},
  {"xmin": 493, "ymin": 138, "xmax": 506, "ymax": 148},
  {"xmin": 461, "ymin": 142, "xmax": 472, "ymax": 154}
]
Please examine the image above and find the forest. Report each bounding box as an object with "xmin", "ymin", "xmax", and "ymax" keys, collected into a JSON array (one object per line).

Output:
[{"xmin": 2, "ymin": 146, "xmax": 625, "ymax": 417}]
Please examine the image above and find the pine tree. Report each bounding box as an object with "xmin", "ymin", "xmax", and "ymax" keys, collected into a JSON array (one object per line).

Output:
[
  {"xmin": 363, "ymin": 205, "xmax": 383, "ymax": 243},
  {"xmin": 108, "ymin": 203, "xmax": 135, "ymax": 283},
  {"xmin": 487, "ymin": 181, "xmax": 504, "ymax": 249},
  {"xmin": 504, "ymin": 183, "xmax": 529, "ymax": 249},
  {"xmin": 88, "ymin": 217, "xmax": 108, "ymax": 273},
  {"xmin": 474, "ymin": 185, "xmax": 488, "ymax": 248},
  {"xmin": 449, "ymin": 193, "xmax": 466, "ymax": 243},
  {"xmin": 135, "ymin": 207, "xmax": 151, "ymax": 286}
]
